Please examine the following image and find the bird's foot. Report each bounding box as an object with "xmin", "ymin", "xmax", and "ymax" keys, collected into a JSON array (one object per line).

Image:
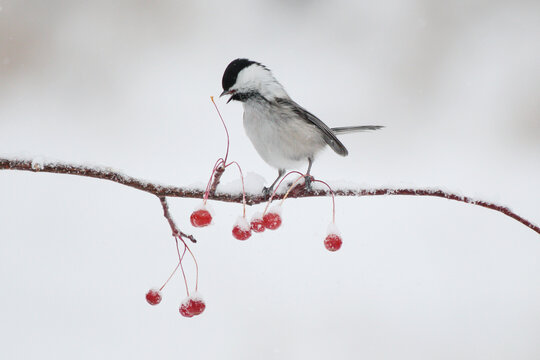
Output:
[
  {"xmin": 304, "ymin": 175, "xmax": 314, "ymax": 192},
  {"xmin": 262, "ymin": 186, "xmax": 274, "ymax": 198}
]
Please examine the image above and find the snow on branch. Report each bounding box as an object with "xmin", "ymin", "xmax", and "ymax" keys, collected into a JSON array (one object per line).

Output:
[{"xmin": 1, "ymin": 157, "xmax": 539, "ymax": 235}]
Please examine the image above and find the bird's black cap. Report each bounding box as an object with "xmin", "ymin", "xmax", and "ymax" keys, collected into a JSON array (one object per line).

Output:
[{"xmin": 222, "ymin": 58, "xmax": 259, "ymax": 91}]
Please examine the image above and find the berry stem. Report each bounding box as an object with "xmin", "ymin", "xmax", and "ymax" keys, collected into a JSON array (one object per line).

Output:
[
  {"xmin": 263, "ymin": 170, "xmax": 304, "ymax": 215},
  {"xmin": 313, "ymin": 179, "xmax": 337, "ymax": 224},
  {"xmin": 225, "ymin": 161, "xmax": 247, "ymax": 218},
  {"xmin": 159, "ymin": 246, "xmax": 187, "ymax": 292},
  {"xmin": 203, "ymin": 158, "xmax": 225, "ymax": 204},
  {"xmin": 211, "ymin": 96, "xmax": 230, "ymax": 165},
  {"xmin": 279, "ymin": 175, "xmax": 307, "ymax": 206},
  {"xmin": 183, "ymin": 240, "xmax": 200, "ymax": 292},
  {"xmin": 175, "ymin": 236, "xmax": 190, "ymax": 296}
]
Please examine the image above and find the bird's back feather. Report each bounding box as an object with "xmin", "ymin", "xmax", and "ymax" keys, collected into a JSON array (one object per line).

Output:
[{"xmin": 275, "ymin": 98, "xmax": 349, "ymax": 156}]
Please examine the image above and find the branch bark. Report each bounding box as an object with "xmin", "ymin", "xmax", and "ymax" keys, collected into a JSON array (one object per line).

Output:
[
  {"xmin": 1, "ymin": 157, "xmax": 539, "ymax": 235},
  {"xmin": 159, "ymin": 197, "xmax": 196, "ymax": 243}
]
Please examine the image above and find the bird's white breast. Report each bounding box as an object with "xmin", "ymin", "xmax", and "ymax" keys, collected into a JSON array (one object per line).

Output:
[{"xmin": 242, "ymin": 99, "xmax": 327, "ymax": 170}]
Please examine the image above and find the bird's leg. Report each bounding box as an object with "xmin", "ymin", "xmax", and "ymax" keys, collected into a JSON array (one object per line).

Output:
[
  {"xmin": 263, "ymin": 168, "xmax": 286, "ymax": 197},
  {"xmin": 304, "ymin": 157, "xmax": 314, "ymax": 191}
]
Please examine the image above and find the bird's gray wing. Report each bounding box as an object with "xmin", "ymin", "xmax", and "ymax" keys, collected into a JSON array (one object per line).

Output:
[{"xmin": 275, "ymin": 98, "xmax": 349, "ymax": 156}]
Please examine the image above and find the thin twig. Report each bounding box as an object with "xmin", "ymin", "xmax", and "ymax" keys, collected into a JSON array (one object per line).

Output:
[
  {"xmin": 159, "ymin": 196, "xmax": 196, "ymax": 243},
  {"xmin": 1, "ymin": 157, "xmax": 539, "ymax": 235},
  {"xmin": 209, "ymin": 165, "xmax": 225, "ymax": 197}
]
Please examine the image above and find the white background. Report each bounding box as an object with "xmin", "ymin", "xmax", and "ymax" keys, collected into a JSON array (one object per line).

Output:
[{"xmin": 1, "ymin": 1, "xmax": 539, "ymax": 359}]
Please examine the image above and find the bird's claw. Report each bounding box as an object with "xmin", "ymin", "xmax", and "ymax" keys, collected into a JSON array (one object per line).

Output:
[
  {"xmin": 304, "ymin": 175, "xmax": 314, "ymax": 191},
  {"xmin": 262, "ymin": 186, "xmax": 273, "ymax": 198}
]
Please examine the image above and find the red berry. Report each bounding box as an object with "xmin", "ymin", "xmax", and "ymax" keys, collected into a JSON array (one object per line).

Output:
[
  {"xmin": 250, "ymin": 217, "xmax": 265, "ymax": 233},
  {"xmin": 187, "ymin": 298, "xmax": 206, "ymax": 315},
  {"xmin": 179, "ymin": 294, "xmax": 206, "ymax": 318},
  {"xmin": 145, "ymin": 289, "xmax": 162, "ymax": 305},
  {"xmin": 263, "ymin": 212, "xmax": 282, "ymax": 230},
  {"xmin": 324, "ymin": 234, "xmax": 342, "ymax": 252},
  {"xmin": 190, "ymin": 209, "xmax": 212, "ymax": 227},
  {"xmin": 179, "ymin": 302, "xmax": 194, "ymax": 318},
  {"xmin": 232, "ymin": 225, "xmax": 251, "ymax": 240}
]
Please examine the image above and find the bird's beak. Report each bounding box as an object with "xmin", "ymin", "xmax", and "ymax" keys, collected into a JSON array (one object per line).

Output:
[{"xmin": 220, "ymin": 90, "xmax": 235, "ymax": 103}]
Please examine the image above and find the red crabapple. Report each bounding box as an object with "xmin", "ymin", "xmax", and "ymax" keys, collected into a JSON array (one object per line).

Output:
[
  {"xmin": 324, "ymin": 234, "xmax": 342, "ymax": 252},
  {"xmin": 187, "ymin": 298, "xmax": 206, "ymax": 315},
  {"xmin": 232, "ymin": 217, "xmax": 252, "ymax": 240},
  {"xmin": 263, "ymin": 212, "xmax": 282, "ymax": 230},
  {"xmin": 145, "ymin": 289, "xmax": 162, "ymax": 305},
  {"xmin": 232, "ymin": 225, "xmax": 251, "ymax": 240},
  {"xmin": 180, "ymin": 293, "xmax": 206, "ymax": 317},
  {"xmin": 179, "ymin": 302, "xmax": 194, "ymax": 318},
  {"xmin": 190, "ymin": 206, "xmax": 212, "ymax": 227},
  {"xmin": 250, "ymin": 213, "xmax": 265, "ymax": 233}
]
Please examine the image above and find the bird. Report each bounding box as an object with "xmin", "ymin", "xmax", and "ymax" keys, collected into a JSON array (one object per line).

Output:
[{"xmin": 220, "ymin": 58, "xmax": 383, "ymax": 194}]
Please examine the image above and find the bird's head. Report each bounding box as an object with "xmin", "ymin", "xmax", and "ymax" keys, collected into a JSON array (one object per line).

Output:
[{"xmin": 220, "ymin": 58, "xmax": 288, "ymax": 103}]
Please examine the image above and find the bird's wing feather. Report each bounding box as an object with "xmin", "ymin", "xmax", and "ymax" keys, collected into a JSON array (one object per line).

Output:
[
  {"xmin": 331, "ymin": 125, "xmax": 384, "ymax": 135},
  {"xmin": 275, "ymin": 98, "xmax": 349, "ymax": 156}
]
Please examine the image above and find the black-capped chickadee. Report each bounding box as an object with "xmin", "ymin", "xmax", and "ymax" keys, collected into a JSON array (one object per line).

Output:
[{"xmin": 220, "ymin": 58, "xmax": 382, "ymax": 193}]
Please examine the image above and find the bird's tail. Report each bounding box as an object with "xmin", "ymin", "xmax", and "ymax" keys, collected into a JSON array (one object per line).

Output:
[{"xmin": 331, "ymin": 125, "xmax": 384, "ymax": 135}]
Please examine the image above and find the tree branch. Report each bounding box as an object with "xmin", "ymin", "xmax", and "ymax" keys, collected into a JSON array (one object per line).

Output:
[
  {"xmin": 209, "ymin": 165, "xmax": 225, "ymax": 197},
  {"xmin": 1, "ymin": 157, "xmax": 539, "ymax": 235},
  {"xmin": 159, "ymin": 197, "xmax": 196, "ymax": 243}
]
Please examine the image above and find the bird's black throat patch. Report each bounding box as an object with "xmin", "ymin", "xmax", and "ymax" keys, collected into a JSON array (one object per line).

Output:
[{"xmin": 230, "ymin": 90, "xmax": 262, "ymax": 102}]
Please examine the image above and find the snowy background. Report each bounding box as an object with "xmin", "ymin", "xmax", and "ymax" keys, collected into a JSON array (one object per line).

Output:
[{"xmin": 1, "ymin": 1, "xmax": 540, "ymax": 359}]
